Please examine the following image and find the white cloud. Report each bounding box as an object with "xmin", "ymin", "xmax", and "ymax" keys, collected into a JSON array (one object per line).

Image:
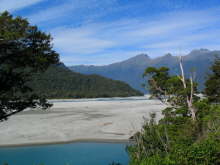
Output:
[
  {"xmin": 1, "ymin": 0, "xmax": 220, "ymax": 65},
  {"xmin": 50, "ymin": 8, "xmax": 220, "ymax": 61},
  {"xmin": 126, "ymin": 9, "xmax": 220, "ymax": 39},
  {"xmin": 28, "ymin": 2, "xmax": 77, "ymax": 24},
  {"xmin": 145, "ymin": 30, "xmax": 220, "ymax": 49},
  {"xmin": 34, "ymin": 6, "xmax": 220, "ymax": 65},
  {"xmin": 0, "ymin": 0, "xmax": 44, "ymax": 12},
  {"xmin": 62, "ymin": 50, "xmax": 145, "ymax": 66},
  {"xmin": 51, "ymin": 27, "xmax": 115, "ymax": 55},
  {"xmin": 27, "ymin": 0, "xmax": 117, "ymax": 24}
]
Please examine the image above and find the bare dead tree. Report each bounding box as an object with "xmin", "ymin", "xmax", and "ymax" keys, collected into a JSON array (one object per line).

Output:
[{"xmin": 178, "ymin": 56, "xmax": 196, "ymax": 121}]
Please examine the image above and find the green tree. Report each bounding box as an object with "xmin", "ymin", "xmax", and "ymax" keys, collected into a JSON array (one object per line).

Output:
[
  {"xmin": 143, "ymin": 57, "xmax": 198, "ymax": 120},
  {"xmin": 0, "ymin": 11, "xmax": 59, "ymax": 120},
  {"xmin": 205, "ymin": 57, "xmax": 220, "ymax": 103},
  {"xmin": 128, "ymin": 57, "xmax": 220, "ymax": 165}
]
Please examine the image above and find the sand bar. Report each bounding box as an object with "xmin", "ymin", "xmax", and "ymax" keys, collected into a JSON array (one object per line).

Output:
[{"xmin": 0, "ymin": 96, "xmax": 166, "ymax": 147}]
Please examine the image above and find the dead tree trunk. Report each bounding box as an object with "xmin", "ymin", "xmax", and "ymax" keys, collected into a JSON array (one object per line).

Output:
[{"xmin": 179, "ymin": 56, "xmax": 196, "ymax": 121}]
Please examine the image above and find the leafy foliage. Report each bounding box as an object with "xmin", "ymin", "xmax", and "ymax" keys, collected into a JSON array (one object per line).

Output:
[
  {"xmin": 0, "ymin": 11, "xmax": 59, "ymax": 120},
  {"xmin": 143, "ymin": 66, "xmax": 198, "ymax": 111},
  {"xmin": 128, "ymin": 63, "xmax": 220, "ymax": 165},
  {"xmin": 205, "ymin": 57, "xmax": 220, "ymax": 103},
  {"xmin": 128, "ymin": 101, "xmax": 220, "ymax": 165}
]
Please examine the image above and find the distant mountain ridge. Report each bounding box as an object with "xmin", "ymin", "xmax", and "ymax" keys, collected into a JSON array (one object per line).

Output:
[{"xmin": 69, "ymin": 49, "xmax": 220, "ymax": 92}]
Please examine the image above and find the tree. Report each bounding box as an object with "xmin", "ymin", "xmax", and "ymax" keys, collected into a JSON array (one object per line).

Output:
[
  {"xmin": 128, "ymin": 58, "xmax": 220, "ymax": 165},
  {"xmin": 0, "ymin": 11, "xmax": 59, "ymax": 120},
  {"xmin": 143, "ymin": 57, "xmax": 198, "ymax": 120},
  {"xmin": 178, "ymin": 57, "xmax": 197, "ymax": 120},
  {"xmin": 205, "ymin": 57, "xmax": 220, "ymax": 103}
]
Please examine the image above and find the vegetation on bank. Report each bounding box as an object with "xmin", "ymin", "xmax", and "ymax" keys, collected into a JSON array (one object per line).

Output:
[
  {"xmin": 127, "ymin": 57, "xmax": 220, "ymax": 165},
  {"xmin": 205, "ymin": 57, "xmax": 220, "ymax": 103},
  {"xmin": 128, "ymin": 101, "xmax": 220, "ymax": 165},
  {"xmin": 0, "ymin": 11, "xmax": 59, "ymax": 120}
]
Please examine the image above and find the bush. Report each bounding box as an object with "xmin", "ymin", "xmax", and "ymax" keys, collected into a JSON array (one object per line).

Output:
[{"xmin": 128, "ymin": 100, "xmax": 220, "ymax": 165}]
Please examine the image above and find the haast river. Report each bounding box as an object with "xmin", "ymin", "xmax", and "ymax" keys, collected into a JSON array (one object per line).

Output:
[{"xmin": 0, "ymin": 142, "xmax": 129, "ymax": 165}]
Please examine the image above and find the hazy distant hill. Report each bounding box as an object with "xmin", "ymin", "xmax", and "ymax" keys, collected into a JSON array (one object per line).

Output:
[
  {"xmin": 70, "ymin": 49, "xmax": 220, "ymax": 92},
  {"xmin": 29, "ymin": 64, "xmax": 143, "ymax": 99}
]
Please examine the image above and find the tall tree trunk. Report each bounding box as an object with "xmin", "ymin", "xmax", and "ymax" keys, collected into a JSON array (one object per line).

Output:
[{"xmin": 179, "ymin": 56, "xmax": 196, "ymax": 121}]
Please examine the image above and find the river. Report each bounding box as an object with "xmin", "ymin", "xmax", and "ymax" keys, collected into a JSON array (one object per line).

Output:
[{"xmin": 0, "ymin": 142, "xmax": 129, "ymax": 165}]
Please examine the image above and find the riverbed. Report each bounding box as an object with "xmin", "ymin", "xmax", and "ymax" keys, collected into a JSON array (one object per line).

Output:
[{"xmin": 0, "ymin": 96, "xmax": 166, "ymax": 146}]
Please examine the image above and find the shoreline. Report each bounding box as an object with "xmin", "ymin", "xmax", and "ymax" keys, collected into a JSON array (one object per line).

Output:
[{"xmin": 0, "ymin": 138, "xmax": 131, "ymax": 148}]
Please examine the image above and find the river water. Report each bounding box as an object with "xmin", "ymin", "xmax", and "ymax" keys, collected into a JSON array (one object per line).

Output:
[{"xmin": 0, "ymin": 142, "xmax": 129, "ymax": 165}]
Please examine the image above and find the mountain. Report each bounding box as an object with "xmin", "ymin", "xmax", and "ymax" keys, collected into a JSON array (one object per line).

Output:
[
  {"xmin": 69, "ymin": 49, "xmax": 220, "ymax": 92},
  {"xmin": 28, "ymin": 64, "xmax": 143, "ymax": 99}
]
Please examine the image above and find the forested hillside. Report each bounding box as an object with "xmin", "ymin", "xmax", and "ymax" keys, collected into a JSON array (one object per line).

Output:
[{"xmin": 28, "ymin": 65, "xmax": 143, "ymax": 99}]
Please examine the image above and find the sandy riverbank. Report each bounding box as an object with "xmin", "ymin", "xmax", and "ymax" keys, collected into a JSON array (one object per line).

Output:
[{"xmin": 0, "ymin": 96, "xmax": 166, "ymax": 147}]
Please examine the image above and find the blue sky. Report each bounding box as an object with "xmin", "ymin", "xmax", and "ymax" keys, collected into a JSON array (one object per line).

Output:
[{"xmin": 1, "ymin": 0, "xmax": 220, "ymax": 65}]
